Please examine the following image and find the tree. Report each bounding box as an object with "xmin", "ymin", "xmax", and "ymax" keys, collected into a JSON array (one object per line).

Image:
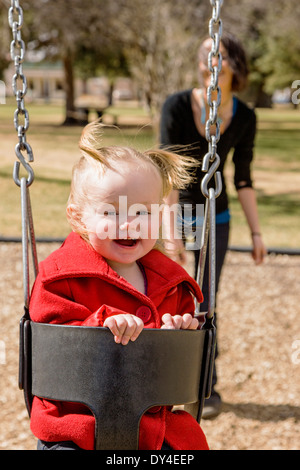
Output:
[
  {"xmin": 256, "ymin": 1, "xmax": 300, "ymax": 97},
  {"xmin": 219, "ymin": 0, "xmax": 271, "ymax": 106},
  {"xmin": 114, "ymin": 0, "xmax": 211, "ymax": 117},
  {"xmin": 5, "ymin": 0, "xmax": 298, "ymax": 119},
  {"xmin": 23, "ymin": 0, "xmax": 124, "ymax": 124},
  {"xmin": 0, "ymin": 0, "xmax": 22, "ymax": 80},
  {"xmin": 221, "ymin": 0, "xmax": 300, "ymax": 106},
  {"xmin": 75, "ymin": 44, "xmax": 130, "ymax": 106}
]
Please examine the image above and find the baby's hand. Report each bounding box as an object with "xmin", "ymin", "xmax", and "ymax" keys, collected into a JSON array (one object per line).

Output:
[
  {"xmin": 103, "ymin": 314, "xmax": 144, "ymax": 345},
  {"xmin": 161, "ymin": 313, "xmax": 199, "ymax": 330}
]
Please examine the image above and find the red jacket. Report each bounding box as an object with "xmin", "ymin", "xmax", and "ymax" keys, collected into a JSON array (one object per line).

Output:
[{"xmin": 29, "ymin": 232, "xmax": 208, "ymax": 450}]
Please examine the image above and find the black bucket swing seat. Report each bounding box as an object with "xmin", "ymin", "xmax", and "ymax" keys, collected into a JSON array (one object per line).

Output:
[{"xmin": 19, "ymin": 309, "xmax": 216, "ymax": 450}]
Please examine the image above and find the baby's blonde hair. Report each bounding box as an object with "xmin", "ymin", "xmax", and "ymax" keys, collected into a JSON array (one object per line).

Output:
[{"xmin": 67, "ymin": 121, "xmax": 198, "ymax": 239}]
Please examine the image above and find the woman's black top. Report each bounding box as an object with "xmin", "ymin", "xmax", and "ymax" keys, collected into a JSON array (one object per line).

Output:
[{"xmin": 160, "ymin": 89, "xmax": 256, "ymax": 214}]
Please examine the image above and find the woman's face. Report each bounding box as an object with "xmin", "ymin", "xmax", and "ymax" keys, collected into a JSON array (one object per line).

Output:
[{"xmin": 198, "ymin": 38, "xmax": 234, "ymax": 94}]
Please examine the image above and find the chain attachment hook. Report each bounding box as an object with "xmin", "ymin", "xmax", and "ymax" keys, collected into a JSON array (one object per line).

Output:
[
  {"xmin": 13, "ymin": 141, "xmax": 35, "ymax": 187},
  {"xmin": 201, "ymin": 152, "xmax": 222, "ymax": 199}
]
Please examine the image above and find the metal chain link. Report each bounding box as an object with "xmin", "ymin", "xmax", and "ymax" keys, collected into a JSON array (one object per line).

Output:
[
  {"xmin": 8, "ymin": 0, "xmax": 34, "ymax": 187},
  {"xmin": 8, "ymin": 0, "xmax": 38, "ymax": 308},
  {"xmin": 201, "ymin": 0, "xmax": 223, "ymax": 199},
  {"xmin": 196, "ymin": 0, "xmax": 224, "ymax": 320}
]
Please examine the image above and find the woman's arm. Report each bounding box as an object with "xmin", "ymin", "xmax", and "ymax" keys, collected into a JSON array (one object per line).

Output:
[
  {"xmin": 237, "ymin": 186, "xmax": 267, "ymax": 265},
  {"xmin": 233, "ymin": 107, "xmax": 266, "ymax": 264}
]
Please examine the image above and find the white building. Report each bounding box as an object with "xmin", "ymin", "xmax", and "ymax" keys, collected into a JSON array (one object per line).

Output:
[{"xmin": 4, "ymin": 62, "xmax": 135, "ymax": 106}]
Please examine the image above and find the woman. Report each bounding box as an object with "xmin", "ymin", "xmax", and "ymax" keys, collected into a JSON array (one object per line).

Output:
[{"xmin": 160, "ymin": 33, "xmax": 267, "ymax": 418}]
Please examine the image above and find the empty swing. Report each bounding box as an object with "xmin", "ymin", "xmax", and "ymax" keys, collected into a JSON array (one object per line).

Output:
[{"xmin": 9, "ymin": 0, "xmax": 224, "ymax": 450}]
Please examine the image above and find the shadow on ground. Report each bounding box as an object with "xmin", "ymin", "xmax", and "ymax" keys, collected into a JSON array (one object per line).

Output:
[{"xmin": 222, "ymin": 402, "xmax": 300, "ymax": 423}]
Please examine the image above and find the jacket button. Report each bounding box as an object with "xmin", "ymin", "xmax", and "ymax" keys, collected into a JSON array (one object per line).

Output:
[{"xmin": 136, "ymin": 306, "xmax": 152, "ymax": 323}]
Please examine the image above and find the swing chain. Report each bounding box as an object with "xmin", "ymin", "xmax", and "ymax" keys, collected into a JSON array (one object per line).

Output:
[
  {"xmin": 196, "ymin": 0, "xmax": 223, "ymax": 320},
  {"xmin": 201, "ymin": 0, "xmax": 223, "ymax": 199},
  {"xmin": 8, "ymin": 0, "xmax": 35, "ymax": 187},
  {"xmin": 8, "ymin": 0, "xmax": 38, "ymax": 308}
]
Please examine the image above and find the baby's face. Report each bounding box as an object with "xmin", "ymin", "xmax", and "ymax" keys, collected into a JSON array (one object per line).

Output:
[{"xmin": 81, "ymin": 162, "xmax": 163, "ymax": 266}]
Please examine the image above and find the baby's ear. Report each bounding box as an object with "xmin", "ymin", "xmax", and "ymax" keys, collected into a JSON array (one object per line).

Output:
[{"xmin": 66, "ymin": 203, "xmax": 83, "ymax": 226}]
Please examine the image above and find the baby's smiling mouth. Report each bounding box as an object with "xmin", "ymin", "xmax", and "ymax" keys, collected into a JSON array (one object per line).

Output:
[{"xmin": 114, "ymin": 239, "xmax": 138, "ymax": 247}]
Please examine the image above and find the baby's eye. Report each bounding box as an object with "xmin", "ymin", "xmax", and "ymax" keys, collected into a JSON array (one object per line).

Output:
[
  {"xmin": 136, "ymin": 210, "xmax": 150, "ymax": 216},
  {"xmin": 103, "ymin": 210, "xmax": 117, "ymax": 216}
]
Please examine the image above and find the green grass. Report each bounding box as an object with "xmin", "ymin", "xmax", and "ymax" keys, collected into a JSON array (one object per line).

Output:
[
  {"xmin": 256, "ymin": 129, "xmax": 300, "ymax": 162},
  {"xmin": 229, "ymin": 192, "xmax": 300, "ymax": 248},
  {"xmin": 0, "ymin": 102, "xmax": 299, "ymax": 248},
  {"xmin": 227, "ymin": 107, "xmax": 300, "ymax": 248}
]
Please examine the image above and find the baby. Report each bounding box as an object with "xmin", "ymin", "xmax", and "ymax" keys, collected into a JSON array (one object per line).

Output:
[{"xmin": 29, "ymin": 121, "xmax": 208, "ymax": 450}]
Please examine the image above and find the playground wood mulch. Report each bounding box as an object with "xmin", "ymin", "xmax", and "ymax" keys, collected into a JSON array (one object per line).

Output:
[{"xmin": 0, "ymin": 242, "xmax": 299, "ymax": 450}]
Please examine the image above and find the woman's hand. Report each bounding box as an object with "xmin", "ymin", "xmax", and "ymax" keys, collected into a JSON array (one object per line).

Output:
[
  {"xmin": 104, "ymin": 314, "xmax": 144, "ymax": 345},
  {"xmin": 251, "ymin": 234, "xmax": 267, "ymax": 265},
  {"xmin": 161, "ymin": 313, "xmax": 199, "ymax": 330}
]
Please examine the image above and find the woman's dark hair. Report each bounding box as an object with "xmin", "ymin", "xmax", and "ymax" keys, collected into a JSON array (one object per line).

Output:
[{"xmin": 198, "ymin": 32, "xmax": 249, "ymax": 92}]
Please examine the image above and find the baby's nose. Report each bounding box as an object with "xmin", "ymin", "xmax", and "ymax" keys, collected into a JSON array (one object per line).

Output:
[{"xmin": 119, "ymin": 221, "xmax": 130, "ymax": 231}]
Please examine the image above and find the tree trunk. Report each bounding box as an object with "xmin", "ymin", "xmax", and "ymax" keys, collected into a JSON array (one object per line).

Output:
[
  {"xmin": 254, "ymin": 83, "xmax": 272, "ymax": 108},
  {"xmin": 62, "ymin": 51, "xmax": 77, "ymax": 125}
]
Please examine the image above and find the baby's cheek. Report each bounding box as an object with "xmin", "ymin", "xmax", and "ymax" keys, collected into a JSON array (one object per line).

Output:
[
  {"xmin": 126, "ymin": 218, "xmax": 150, "ymax": 240},
  {"xmin": 147, "ymin": 216, "xmax": 161, "ymax": 240},
  {"xmin": 95, "ymin": 218, "xmax": 117, "ymax": 240}
]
